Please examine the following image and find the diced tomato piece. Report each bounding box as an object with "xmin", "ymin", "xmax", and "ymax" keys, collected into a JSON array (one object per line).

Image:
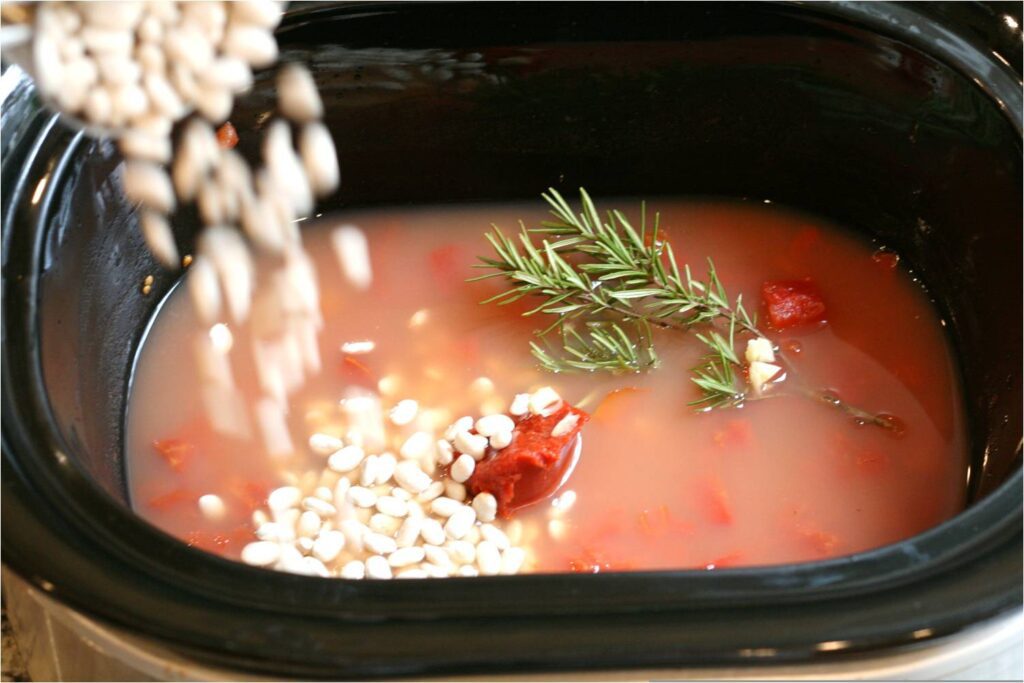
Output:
[
  {"xmin": 799, "ymin": 528, "xmax": 840, "ymax": 556},
  {"xmin": 712, "ymin": 418, "xmax": 752, "ymax": 450},
  {"xmin": 216, "ymin": 121, "xmax": 239, "ymax": 149},
  {"xmin": 567, "ymin": 546, "xmax": 617, "ymax": 573},
  {"xmin": 467, "ymin": 404, "xmax": 590, "ymax": 516},
  {"xmin": 696, "ymin": 478, "xmax": 734, "ymax": 525},
  {"xmin": 761, "ymin": 278, "xmax": 827, "ymax": 330},
  {"xmin": 592, "ymin": 387, "xmax": 647, "ymax": 423},
  {"xmin": 152, "ymin": 438, "xmax": 194, "ymax": 472},
  {"xmin": 428, "ymin": 244, "xmax": 465, "ymax": 289},
  {"xmin": 226, "ymin": 478, "xmax": 270, "ymax": 512},
  {"xmin": 147, "ymin": 488, "xmax": 195, "ymax": 510}
]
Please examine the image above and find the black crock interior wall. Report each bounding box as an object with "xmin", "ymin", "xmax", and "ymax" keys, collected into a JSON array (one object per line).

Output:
[{"xmin": 32, "ymin": 2, "xmax": 1021, "ymax": 508}]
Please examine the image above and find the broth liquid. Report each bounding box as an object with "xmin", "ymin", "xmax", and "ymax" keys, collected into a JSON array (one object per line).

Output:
[{"xmin": 126, "ymin": 200, "xmax": 967, "ymax": 571}]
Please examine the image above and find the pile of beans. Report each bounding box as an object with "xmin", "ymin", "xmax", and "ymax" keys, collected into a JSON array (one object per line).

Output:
[
  {"xmin": 236, "ymin": 391, "xmax": 561, "ymax": 579},
  {"xmin": 28, "ymin": 1, "xmax": 347, "ymax": 455}
]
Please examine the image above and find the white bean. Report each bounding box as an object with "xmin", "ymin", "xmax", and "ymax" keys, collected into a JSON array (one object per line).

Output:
[
  {"xmin": 457, "ymin": 565, "xmax": 479, "ymax": 577},
  {"xmin": 417, "ymin": 480, "xmax": 444, "ymax": 503},
  {"xmin": 255, "ymin": 521, "xmax": 294, "ymax": 543},
  {"xmin": 136, "ymin": 43, "xmax": 166, "ymax": 76},
  {"xmin": 299, "ymin": 121, "xmax": 339, "ymax": 197},
  {"xmin": 360, "ymin": 454, "xmax": 380, "ymax": 488},
  {"xmin": 393, "ymin": 461, "xmax": 431, "ymax": 493},
  {"xmin": 328, "ymin": 445, "xmax": 365, "ymax": 472},
  {"xmin": 112, "ymin": 83, "xmax": 148, "ymax": 121},
  {"xmin": 79, "ymin": 1, "xmax": 144, "ymax": 31},
  {"xmin": 81, "ymin": 26, "xmax": 134, "ymax": 54},
  {"xmin": 138, "ymin": 14, "xmax": 163, "ymax": 44},
  {"xmin": 530, "ymin": 387, "xmax": 562, "ymax": 416},
  {"xmin": 399, "ymin": 431, "xmax": 434, "ymax": 460},
  {"xmin": 123, "ymin": 161, "xmax": 175, "ymax": 213},
  {"xmin": 298, "ymin": 556, "xmax": 330, "ymax": 577},
  {"xmin": 231, "ymin": 0, "xmax": 284, "ymax": 28},
  {"xmin": 395, "ymin": 516, "xmax": 422, "ymax": 548},
  {"xmin": 444, "ymin": 416, "xmax": 474, "ymax": 441},
  {"xmin": 375, "ymin": 453, "xmax": 397, "ymax": 485},
  {"xmin": 375, "ymin": 495, "xmax": 407, "ymax": 518},
  {"xmin": 339, "ymin": 519, "xmax": 367, "ymax": 553},
  {"xmin": 444, "ymin": 480, "xmax": 467, "ymax": 502},
  {"xmin": 397, "ymin": 569, "xmax": 428, "ymax": 579},
  {"xmin": 195, "ymin": 82, "xmax": 233, "ymax": 124},
  {"xmin": 267, "ymin": 486, "xmax": 301, "ymax": 512},
  {"xmin": 453, "ymin": 431, "xmax": 488, "ymax": 460},
  {"xmin": 489, "ymin": 430, "xmax": 513, "ymax": 450},
  {"xmin": 197, "ymin": 494, "xmax": 227, "ymax": 520},
  {"xmin": 96, "ymin": 55, "xmax": 139, "ymax": 87},
  {"xmin": 346, "ymin": 486, "xmax": 377, "ymax": 509},
  {"xmin": 264, "ymin": 120, "xmax": 313, "ymax": 215},
  {"xmin": 450, "ymin": 454, "xmax": 475, "ymax": 483},
  {"xmin": 222, "ymin": 24, "xmax": 279, "ymax": 68},
  {"xmin": 139, "ymin": 211, "xmax": 179, "ymax": 269},
  {"xmin": 475, "ymin": 414, "xmax": 515, "ymax": 437},
  {"xmin": 500, "ymin": 547, "xmax": 526, "ymax": 575},
  {"xmin": 388, "ymin": 399, "xmax": 418, "ymax": 426},
  {"xmin": 420, "ymin": 518, "xmax": 446, "ymax": 546},
  {"xmin": 165, "ymin": 25, "xmax": 214, "ymax": 75},
  {"xmin": 303, "ymin": 496, "xmax": 337, "ymax": 518},
  {"xmin": 120, "ymin": 130, "xmax": 171, "ymax": 164},
  {"xmin": 308, "ymin": 433, "xmax": 343, "ymax": 456},
  {"xmin": 340, "ymin": 560, "xmax": 365, "ymax": 579},
  {"xmin": 311, "ymin": 530, "xmax": 345, "ymax": 563},
  {"xmin": 480, "ymin": 523, "xmax": 510, "ymax": 550},
  {"xmin": 297, "ymin": 510, "xmax": 321, "ymax": 538},
  {"xmin": 32, "ymin": 33, "xmax": 64, "ymax": 100},
  {"xmin": 182, "ymin": 1, "xmax": 227, "ymax": 43},
  {"xmin": 424, "ymin": 545, "xmax": 453, "ymax": 569},
  {"xmin": 476, "ymin": 540, "xmax": 501, "ymax": 576},
  {"xmin": 278, "ymin": 63, "xmax": 323, "ymax": 122},
  {"xmin": 430, "ymin": 497, "xmax": 462, "ymax": 518},
  {"xmin": 275, "ymin": 544, "xmax": 305, "ymax": 574},
  {"xmin": 446, "ymin": 540, "xmax": 476, "ymax": 565},
  {"xmin": 444, "ymin": 506, "xmax": 476, "ymax": 540},
  {"xmin": 551, "ymin": 413, "xmax": 580, "ymax": 438},
  {"xmin": 435, "ymin": 439, "xmax": 455, "ymax": 466},
  {"xmin": 509, "ymin": 393, "xmax": 530, "ymax": 416},
  {"xmin": 203, "ymin": 56, "xmax": 253, "ymax": 94},
  {"xmin": 388, "ymin": 546, "xmax": 425, "ymax": 568},
  {"xmin": 187, "ymin": 256, "xmax": 221, "ymax": 323},
  {"xmin": 331, "ymin": 225, "xmax": 372, "ymax": 290},
  {"xmin": 472, "ymin": 493, "xmax": 498, "ymax": 523},
  {"xmin": 369, "ymin": 513, "xmax": 401, "ymax": 535},
  {"xmin": 241, "ymin": 541, "xmax": 281, "ymax": 567},
  {"xmin": 83, "ymin": 89, "xmax": 113, "ymax": 126},
  {"xmin": 364, "ymin": 533, "xmax": 397, "ymax": 556}
]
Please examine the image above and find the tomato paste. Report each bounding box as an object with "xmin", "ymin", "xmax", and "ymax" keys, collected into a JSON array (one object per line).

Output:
[{"xmin": 467, "ymin": 404, "xmax": 590, "ymax": 516}]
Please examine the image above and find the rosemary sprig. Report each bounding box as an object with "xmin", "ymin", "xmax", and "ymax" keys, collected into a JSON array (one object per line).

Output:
[{"xmin": 473, "ymin": 189, "xmax": 897, "ymax": 431}]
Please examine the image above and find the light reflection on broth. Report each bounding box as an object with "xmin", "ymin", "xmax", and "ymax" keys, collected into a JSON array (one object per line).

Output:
[{"xmin": 126, "ymin": 200, "xmax": 967, "ymax": 573}]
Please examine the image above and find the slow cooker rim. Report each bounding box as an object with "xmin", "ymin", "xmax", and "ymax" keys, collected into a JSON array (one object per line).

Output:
[{"xmin": 2, "ymin": 1, "xmax": 1022, "ymax": 677}]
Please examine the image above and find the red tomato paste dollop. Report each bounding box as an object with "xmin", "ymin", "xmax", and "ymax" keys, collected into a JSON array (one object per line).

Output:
[
  {"xmin": 467, "ymin": 404, "xmax": 590, "ymax": 517},
  {"xmin": 761, "ymin": 278, "xmax": 827, "ymax": 329}
]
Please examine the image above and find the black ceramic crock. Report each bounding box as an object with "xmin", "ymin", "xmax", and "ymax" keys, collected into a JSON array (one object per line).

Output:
[{"xmin": 2, "ymin": 2, "xmax": 1022, "ymax": 678}]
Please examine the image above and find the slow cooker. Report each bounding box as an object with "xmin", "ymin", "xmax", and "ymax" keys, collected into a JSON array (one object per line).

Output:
[{"xmin": 2, "ymin": 2, "xmax": 1022, "ymax": 679}]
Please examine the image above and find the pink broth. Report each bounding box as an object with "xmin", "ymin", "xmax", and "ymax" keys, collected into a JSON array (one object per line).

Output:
[{"xmin": 125, "ymin": 200, "xmax": 967, "ymax": 571}]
